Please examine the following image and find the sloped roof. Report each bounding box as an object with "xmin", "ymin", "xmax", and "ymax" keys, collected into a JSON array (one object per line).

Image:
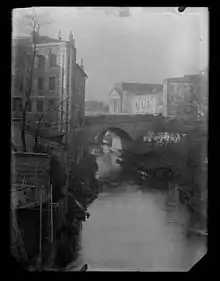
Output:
[
  {"xmin": 75, "ymin": 63, "xmax": 88, "ymax": 78},
  {"xmin": 112, "ymin": 82, "xmax": 163, "ymax": 95},
  {"xmin": 166, "ymin": 76, "xmax": 191, "ymax": 83},
  {"xmin": 167, "ymin": 73, "xmax": 208, "ymax": 84},
  {"xmin": 35, "ymin": 36, "xmax": 65, "ymax": 44}
]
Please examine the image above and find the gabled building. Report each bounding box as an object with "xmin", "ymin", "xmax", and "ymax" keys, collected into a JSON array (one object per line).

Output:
[{"xmin": 109, "ymin": 82, "xmax": 163, "ymax": 115}]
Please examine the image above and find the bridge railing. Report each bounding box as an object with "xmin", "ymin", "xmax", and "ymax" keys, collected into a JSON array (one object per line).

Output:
[{"xmin": 84, "ymin": 114, "xmax": 159, "ymax": 124}]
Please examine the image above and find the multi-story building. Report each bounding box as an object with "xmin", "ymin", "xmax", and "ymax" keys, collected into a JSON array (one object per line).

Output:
[
  {"xmin": 11, "ymin": 30, "xmax": 87, "ymax": 146},
  {"xmin": 71, "ymin": 59, "xmax": 87, "ymax": 129},
  {"xmin": 109, "ymin": 82, "xmax": 163, "ymax": 115},
  {"xmin": 163, "ymin": 71, "xmax": 208, "ymax": 120}
]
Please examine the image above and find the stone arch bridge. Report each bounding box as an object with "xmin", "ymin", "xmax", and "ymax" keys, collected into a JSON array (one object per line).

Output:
[
  {"xmin": 80, "ymin": 114, "xmax": 168, "ymax": 150},
  {"xmin": 69, "ymin": 114, "xmax": 206, "ymax": 159}
]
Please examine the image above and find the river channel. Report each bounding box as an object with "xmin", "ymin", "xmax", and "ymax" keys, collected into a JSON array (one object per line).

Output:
[{"xmin": 72, "ymin": 151, "xmax": 207, "ymax": 271}]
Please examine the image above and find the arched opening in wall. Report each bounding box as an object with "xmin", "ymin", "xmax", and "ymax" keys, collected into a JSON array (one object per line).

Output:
[
  {"xmin": 95, "ymin": 127, "xmax": 133, "ymax": 154},
  {"xmin": 91, "ymin": 127, "xmax": 133, "ymax": 182}
]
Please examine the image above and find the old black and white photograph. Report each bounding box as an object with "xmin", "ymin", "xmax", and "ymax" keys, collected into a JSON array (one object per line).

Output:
[{"xmin": 11, "ymin": 7, "xmax": 208, "ymax": 271}]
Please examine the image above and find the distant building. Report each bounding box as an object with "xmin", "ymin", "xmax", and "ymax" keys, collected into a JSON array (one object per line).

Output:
[
  {"xmin": 85, "ymin": 100, "xmax": 109, "ymax": 115},
  {"xmin": 108, "ymin": 82, "xmax": 163, "ymax": 115},
  {"xmin": 11, "ymin": 30, "xmax": 87, "ymax": 145},
  {"xmin": 163, "ymin": 71, "xmax": 208, "ymax": 119}
]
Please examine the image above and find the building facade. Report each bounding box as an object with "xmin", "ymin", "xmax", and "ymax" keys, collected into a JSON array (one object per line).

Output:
[
  {"xmin": 163, "ymin": 71, "xmax": 208, "ymax": 120},
  {"xmin": 12, "ymin": 31, "xmax": 87, "ymax": 145},
  {"xmin": 71, "ymin": 61, "xmax": 87, "ymax": 129},
  {"xmin": 109, "ymin": 82, "xmax": 163, "ymax": 115}
]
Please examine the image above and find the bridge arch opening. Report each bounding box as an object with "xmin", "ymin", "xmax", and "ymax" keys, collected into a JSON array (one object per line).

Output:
[{"xmin": 95, "ymin": 127, "xmax": 132, "ymax": 151}]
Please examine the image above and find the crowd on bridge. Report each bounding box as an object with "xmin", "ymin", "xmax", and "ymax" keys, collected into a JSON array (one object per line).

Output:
[{"xmin": 143, "ymin": 132, "xmax": 186, "ymax": 145}]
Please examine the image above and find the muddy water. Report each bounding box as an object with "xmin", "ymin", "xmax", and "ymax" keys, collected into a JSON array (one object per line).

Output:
[{"xmin": 77, "ymin": 152, "xmax": 207, "ymax": 271}]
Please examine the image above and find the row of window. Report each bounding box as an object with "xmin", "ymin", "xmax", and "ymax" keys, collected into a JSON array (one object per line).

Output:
[
  {"xmin": 38, "ymin": 77, "xmax": 56, "ymax": 91},
  {"xmin": 13, "ymin": 76, "xmax": 56, "ymax": 91},
  {"xmin": 12, "ymin": 97, "xmax": 56, "ymax": 113},
  {"xmin": 36, "ymin": 54, "xmax": 57, "ymax": 68}
]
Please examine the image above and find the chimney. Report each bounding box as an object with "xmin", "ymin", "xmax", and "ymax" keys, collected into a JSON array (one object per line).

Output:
[
  {"xmin": 80, "ymin": 58, "xmax": 84, "ymax": 70},
  {"xmin": 69, "ymin": 30, "xmax": 75, "ymax": 46},
  {"xmin": 58, "ymin": 30, "xmax": 62, "ymax": 40}
]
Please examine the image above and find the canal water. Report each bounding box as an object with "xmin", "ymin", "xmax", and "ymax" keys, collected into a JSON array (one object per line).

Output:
[{"xmin": 73, "ymin": 151, "xmax": 207, "ymax": 271}]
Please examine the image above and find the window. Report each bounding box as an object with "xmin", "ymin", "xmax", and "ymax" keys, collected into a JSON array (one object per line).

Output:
[
  {"xmin": 37, "ymin": 99, "xmax": 44, "ymax": 112},
  {"xmin": 12, "ymin": 97, "xmax": 22, "ymax": 111},
  {"xmin": 27, "ymin": 100, "xmax": 32, "ymax": 112},
  {"xmin": 38, "ymin": 77, "xmax": 44, "ymax": 90},
  {"xmin": 50, "ymin": 121, "xmax": 58, "ymax": 129},
  {"xmin": 49, "ymin": 77, "xmax": 56, "ymax": 90},
  {"xmin": 48, "ymin": 99, "xmax": 55, "ymax": 111},
  {"xmin": 19, "ymin": 76, "xmax": 24, "ymax": 91},
  {"xmin": 38, "ymin": 55, "xmax": 45, "ymax": 68},
  {"xmin": 49, "ymin": 54, "xmax": 57, "ymax": 67}
]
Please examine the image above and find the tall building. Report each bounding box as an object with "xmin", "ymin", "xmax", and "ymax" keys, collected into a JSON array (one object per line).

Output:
[
  {"xmin": 11, "ymin": 30, "xmax": 87, "ymax": 145},
  {"xmin": 109, "ymin": 82, "xmax": 163, "ymax": 115}
]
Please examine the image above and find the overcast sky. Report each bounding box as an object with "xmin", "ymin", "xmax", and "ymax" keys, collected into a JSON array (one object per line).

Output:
[{"xmin": 13, "ymin": 7, "xmax": 208, "ymax": 103}]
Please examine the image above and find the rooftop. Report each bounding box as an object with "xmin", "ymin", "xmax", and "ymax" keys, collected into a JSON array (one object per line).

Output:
[
  {"xmin": 75, "ymin": 63, "xmax": 88, "ymax": 78},
  {"xmin": 13, "ymin": 35, "xmax": 68, "ymax": 46},
  {"xmin": 112, "ymin": 82, "xmax": 163, "ymax": 95},
  {"xmin": 166, "ymin": 72, "xmax": 207, "ymax": 84}
]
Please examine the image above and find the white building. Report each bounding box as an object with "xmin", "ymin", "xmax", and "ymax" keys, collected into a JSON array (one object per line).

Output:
[{"xmin": 109, "ymin": 82, "xmax": 164, "ymax": 115}]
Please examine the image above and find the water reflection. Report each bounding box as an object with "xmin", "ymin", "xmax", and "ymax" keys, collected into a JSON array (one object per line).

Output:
[
  {"xmin": 96, "ymin": 150, "xmax": 121, "ymax": 181},
  {"xmin": 75, "ymin": 151, "xmax": 207, "ymax": 271}
]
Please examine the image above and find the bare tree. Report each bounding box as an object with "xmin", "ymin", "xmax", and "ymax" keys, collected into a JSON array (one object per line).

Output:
[
  {"xmin": 31, "ymin": 97, "xmax": 69, "ymax": 149},
  {"xmin": 12, "ymin": 7, "xmax": 51, "ymax": 152}
]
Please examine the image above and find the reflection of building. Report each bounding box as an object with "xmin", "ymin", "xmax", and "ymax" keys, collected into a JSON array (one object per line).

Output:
[
  {"xmin": 12, "ymin": 30, "xmax": 87, "ymax": 144},
  {"xmin": 109, "ymin": 82, "xmax": 163, "ymax": 115},
  {"xmin": 163, "ymin": 71, "xmax": 208, "ymax": 119}
]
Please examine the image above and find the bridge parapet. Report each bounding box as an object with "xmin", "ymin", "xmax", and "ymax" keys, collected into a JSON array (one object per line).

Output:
[
  {"xmin": 84, "ymin": 114, "xmax": 162, "ymax": 125},
  {"xmin": 82, "ymin": 115, "xmax": 207, "ymax": 149}
]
